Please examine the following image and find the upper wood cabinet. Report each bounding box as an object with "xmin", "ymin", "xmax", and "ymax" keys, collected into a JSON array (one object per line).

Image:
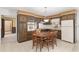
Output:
[
  {"xmin": 60, "ymin": 14, "xmax": 75, "ymax": 20},
  {"xmin": 18, "ymin": 14, "xmax": 27, "ymax": 22}
]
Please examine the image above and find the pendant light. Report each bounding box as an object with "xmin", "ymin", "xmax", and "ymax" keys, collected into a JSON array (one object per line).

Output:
[{"xmin": 43, "ymin": 7, "xmax": 49, "ymax": 22}]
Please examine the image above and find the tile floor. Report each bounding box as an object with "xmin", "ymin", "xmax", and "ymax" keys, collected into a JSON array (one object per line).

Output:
[{"xmin": 0, "ymin": 34, "xmax": 79, "ymax": 52}]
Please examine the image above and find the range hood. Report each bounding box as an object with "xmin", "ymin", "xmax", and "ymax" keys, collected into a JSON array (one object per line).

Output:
[{"xmin": 43, "ymin": 21, "xmax": 52, "ymax": 25}]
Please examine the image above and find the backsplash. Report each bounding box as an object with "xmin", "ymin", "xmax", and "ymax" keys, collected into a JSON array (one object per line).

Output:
[{"xmin": 39, "ymin": 18, "xmax": 60, "ymax": 29}]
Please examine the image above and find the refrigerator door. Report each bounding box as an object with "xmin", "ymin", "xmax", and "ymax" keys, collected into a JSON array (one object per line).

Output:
[{"xmin": 61, "ymin": 20, "xmax": 74, "ymax": 43}]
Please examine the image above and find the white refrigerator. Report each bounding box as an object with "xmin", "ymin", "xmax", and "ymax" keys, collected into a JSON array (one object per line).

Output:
[{"xmin": 61, "ymin": 20, "xmax": 75, "ymax": 43}]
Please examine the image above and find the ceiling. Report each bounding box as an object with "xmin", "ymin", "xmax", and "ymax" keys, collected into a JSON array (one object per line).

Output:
[{"xmin": 5, "ymin": 7, "xmax": 76, "ymax": 16}]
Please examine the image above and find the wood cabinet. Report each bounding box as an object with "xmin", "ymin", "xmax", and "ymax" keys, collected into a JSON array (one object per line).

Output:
[
  {"xmin": 17, "ymin": 14, "xmax": 42, "ymax": 43},
  {"xmin": 27, "ymin": 31, "xmax": 33, "ymax": 40},
  {"xmin": 19, "ymin": 15, "xmax": 27, "ymax": 22},
  {"xmin": 57, "ymin": 30, "xmax": 61, "ymax": 39},
  {"xmin": 1, "ymin": 19, "xmax": 5, "ymax": 38},
  {"xmin": 60, "ymin": 14, "xmax": 75, "ymax": 20},
  {"xmin": 17, "ymin": 14, "xmax": 27, "ymax": 43}
]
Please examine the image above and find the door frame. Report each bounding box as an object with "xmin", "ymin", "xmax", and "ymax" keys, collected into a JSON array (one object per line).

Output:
[{"xmin": 1, "ymin": 15, "xmax": 13, "ymax": 38}]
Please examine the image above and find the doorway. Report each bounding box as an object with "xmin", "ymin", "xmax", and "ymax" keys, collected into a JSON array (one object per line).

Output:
[{"xmin": 1, "ymin": 15, "xmax": 16, "ymax": 38}]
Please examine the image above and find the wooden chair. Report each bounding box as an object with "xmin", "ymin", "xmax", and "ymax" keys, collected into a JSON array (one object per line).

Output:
[
  {"xmin": 42, "ymin": 31, "xmax": 58, "ymax": 51},
  {"xmin": 32, "ymin": 33, "xmax": 37, "ymax": 49},
  {"xmin": 53, "ymin": 31, "xmax": 58, "ymax": 46},
  {"xmin": 47, "ymin": 32, "xmax": 55, "ymax": 50},
  {"xmin": 39, "ymin": 32, "xmax": 53, "ymax": 51},
  {"xmin": 39, "ymin": 38, "xmax": 49, "ymax": 51},
  {"xmin": 32, "ymin": 31, "xmax": 41, "ymax": 51}
]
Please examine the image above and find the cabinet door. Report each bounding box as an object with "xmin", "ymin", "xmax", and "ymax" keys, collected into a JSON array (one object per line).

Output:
[
  {"xmin": 57, "ymin": 30, "xmax": 61, "ymax": 39},
  {"xmin": 18, "ymin": 23, "xmax": 27, "ymax": 42},
  {"xmin": 27, "ymin": 31, "xmax": 32, "ymax": 40},
  {"xmin": 1, "ymin": 19, "xmax": 5, "ymax": 38},
  {"xmin": 19, "ymin": 15, "xmax": 27, "ymax": 22}
]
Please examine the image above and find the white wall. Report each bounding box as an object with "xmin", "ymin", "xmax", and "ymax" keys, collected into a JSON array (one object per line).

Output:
[
  {"xmin": 0, "ymin": 8, "xmax": 17, "ymax": 43},
  {"xmin": 76, "ymin": 8, "xmax": 79, "ymax": 41}
]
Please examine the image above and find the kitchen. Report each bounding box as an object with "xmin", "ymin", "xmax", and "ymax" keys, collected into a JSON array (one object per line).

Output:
[
  {"xmin": 17, "ymin": 9, "xmax": 76, "ymax": 42},
  {"xmin": 0, "ymin": 7, "xmax": 77, "ymax": 52},
  {"xmin": 17, "ymin": 8, "xmax": 76, "ymax": 51}
]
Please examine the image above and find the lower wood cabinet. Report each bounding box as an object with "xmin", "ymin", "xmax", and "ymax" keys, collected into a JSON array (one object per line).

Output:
[
  {"xmin": 27, "ymin": 31, "xmax": 33, "ymax": 41},
  {"xmin": 17, "ymin": 22, "xmax": 27, "ymax": 43},
  {"xmin": 57, "ymin": 30, "xmax": 61, "ymax": 39}
]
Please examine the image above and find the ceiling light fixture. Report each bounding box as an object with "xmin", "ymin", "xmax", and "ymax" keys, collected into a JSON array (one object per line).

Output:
[{"xmin": 43, "ymin": 7, "xmax": 49, "ymax": 22}]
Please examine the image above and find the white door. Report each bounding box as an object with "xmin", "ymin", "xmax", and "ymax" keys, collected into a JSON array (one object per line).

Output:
[{"xmin": 61, "ymin": 20, "xmax": 74, "ymax": 43}]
